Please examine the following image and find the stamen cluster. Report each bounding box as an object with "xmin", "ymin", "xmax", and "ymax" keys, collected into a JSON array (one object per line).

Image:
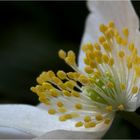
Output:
[{"xmin": 31, "ymin": 21, "xmax": 140, "ymax": 129}]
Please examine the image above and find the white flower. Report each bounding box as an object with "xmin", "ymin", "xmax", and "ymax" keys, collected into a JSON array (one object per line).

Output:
[{"xmin": 0, "ymin": 0, "xmax": 140, "ymax": 139}]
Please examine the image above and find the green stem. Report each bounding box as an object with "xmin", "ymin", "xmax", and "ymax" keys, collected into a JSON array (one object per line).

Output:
[{"xmin": 118, "ymin": 111, "xmax": 140, "ymax": 129}]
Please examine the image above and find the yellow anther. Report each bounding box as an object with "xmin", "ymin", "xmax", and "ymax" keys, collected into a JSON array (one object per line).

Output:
[
  {"xmin": 105, "ymin": 28, "xmax": 114, "ymax": 39},
  {"xmin": 94, "ymin": 70, "xmax": 101, "ymax": 78},
  {"xmin": 86, "ymin": 51, "xmax": 94, "ymax": 59},
  {"xmin": 99, "ymin": 36, "xmax": 106, "ymax": 44},
  {"xmin": 102, "ymin": 54, "xmax": 109, "ymax": 63},
  {"xmin": 57, "ymin": 101, "xmax": 64, "ymax": 107},
  {"xmin": 75, "ymin": 121, "xmax": 83, "ymax": 127},
  {"xmin": 57, "ymin": 70, "xmax": 67, "ymax": 80},
  {"xmin": 93, "ymin": 50, "xmax": 102, "ymax": 58},
  {"xmin": 65, "ymin": 56, "xmax": 75, "ymax": 65},
  {"xmin": 129, "ymin": 43, "xmax": 134, "ymax": 52},
  {"xmin": 30, "ymin": 87, "xmax": 37, "ymax": 93},
  {"xmin": 39, "ymin": 97, "xmax": 50, "ymax": 105},
  {"xmin": 48, "ymin": 109, "xmax": 56, "ymax": 115},
  {"xmin": 114, "ymin": 28, "xmax": 119, "ymax": 36},
  {"xmin": 94, "ymin": 42, "xmax": 101, "ymax": 50},
  {"xmin": 122, "ymin": 27, "xmax": 129, "ymax": 37},
  {"xmin": 67, "ymin": 72, "xmax": 75, "ymax": 79},
  {"xmin": 84, "ymin": 66, "xmax": 93, "ymax": 74},
  {"xmin": 104, "ymin": 118, "xmax": 111, "ymax": 125},
  {"xmin": 58, "ymin": 83, "xmax": 66, "ymax": 90},
  {"xmin": 132, "ymin": 86, "xmax": 138, "ymax": 94},
  {"xmin": 84, "ymin": 57, "xmax": 89, "ymax": 65},
  {"xmin": 50, "ymin": 89, "xmax": 58, "ymax": 97},
  {"xmin": 108, "ymin": 28, "xmax": 114, "ymax": 37},
  {"xmin": 120, "ymin": 83, "xmax": 126, "ymax": 90},
  {"xmin": 108, "ymin": 20, "xmax": 115, "ymax": 28},
  {"xmin": 89, "ymin": 60, "xmax": 97, "ymax": 68},
  {"xmin": 84, "ymin": 122, "xmax": 96, "ymax": 128},
  {"xmin": 118, "ymin": 104, "xmax": 125, "ymax": 111},
  {"xmin": 95, "ymin": 57, "xmax": 102, "ymax": 64},
  {"xmin": 63, "ymin": 90, "xmax": 71, "ymax": 97},
  {"xmin": 71, "ymin": 90, "xmax": 80, "ymax": 97},
  {"xmin": 82, "ymin": 44, "xmax": 88, "ymax": 52},
  {"xmin": 116, "ymin": 35, "xmax": 122, "ymax": 44},
  {"xmin": 118, "ymin": 51, "xmax": 125, "ymax": 58},
  {"xmin": 58, "ymin": 49, "xmax": 66, "ymax": 59},
  {"xmin": 103, "ymin": 42, "xmax": 111, "ymax": 51},
  {"xmin": 59, "ymin": 116, "xmax": 67, "ymax": 121},
  {"xmin": 108, "ymin": 57, "xmax": 114, "ymax": 66},
  {"xmin": 36, "ymin": 72, "xmax": 50, "ymax": 84},
  {"xmin": 121, "ymin": 39, "xmax": 127, "ymax": 46},
  {"xmin": 79, "ymin": 75, "xmax": 90, "ymax": 85},
  {"xmin": 58, "ymin": 107, "xmax": 67, "ymax": 113},
  {"xmin": 86, "ymin": 43, "xmax": 94, "ymax": 51},
  {"xmin": 106, "ymin": 106, "xmax": 113, "ymax": 112},
  {"xmin": 135, "ymin": 66, "xmax": 140, "ymax": 77},
  {"xmin": 127, "ymin": 61, "xmax": 132, "ymax": 69},
  {"xmin": 84, "ymin": 116, "xmax": 91, "ymax": 122},
  {"xmin": 134, "ymin": 56, "xmax": 140, "ymax": 65},
  {"xmin": 99, "ymin": 24, "xmax": 107, "ymax": 33},
  {"xmin": 42, "ymin": 82, "xmax": 53, "ymax": 90},
  {"xmin": 64, "ymin": 80, "xmax": 76, "ymax": 89},
  {"xmin": 96, "ymin": 114, "xmax": 103, "ymax": 121},
  {"xmin": 52, "ymin": 76, "xmax": 62, "ymax": 84},
  {"xmin": 75, "ymin": 103, "xmax": 82, "ymax": 110},
  {"xmin": 67, "ymin": 50, "xmax": 76, "ymax": 59},
  {"xmin": 64, "ymin": 114, "xmax": 72, "ymax": 119},
  {"xmin": 47, "ymin": 71, "xmax": 55, "ymax": 77},
  {"xmin": 107, "ymin": 82, "xmax": 114, "ymax": 88}
]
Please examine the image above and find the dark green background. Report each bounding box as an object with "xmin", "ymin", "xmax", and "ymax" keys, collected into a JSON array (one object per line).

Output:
[{"xmin": 0, "ymin": 1, "xmax": 140, "ymax": 139}]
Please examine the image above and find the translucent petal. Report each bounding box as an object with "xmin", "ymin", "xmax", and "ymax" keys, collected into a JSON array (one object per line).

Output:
[
  {"xmin": 78, "ymin": 0, "xmax": 139, "ymax": 70},
  {"xmin": 0, "ymin": 104, "xmax": 114, "ymax": 139}
]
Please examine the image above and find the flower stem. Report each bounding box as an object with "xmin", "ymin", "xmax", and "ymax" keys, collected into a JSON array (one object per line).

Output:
[{"xmin": 118, "ymin": 111, "xmax": 140, "ymax": 129}]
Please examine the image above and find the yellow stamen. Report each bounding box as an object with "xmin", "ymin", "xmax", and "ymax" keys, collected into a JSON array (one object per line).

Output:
[
  {"xmin": 84, "ymin": 66, "xmax": 93, "ymax": 74},
  {"xmin": 84, "ymin": 122, "xmax": 96, "ymax": 128},
  {"xmin": 104, "ymin": 118, "xmax": 111, "ymax": 124},
  {"xmin": 132, "ymin": 86, "xmax": 138, "ymax": 94},
  {"xmin": 120, "ymin": 83, "xmax": 126, "ymax": 90},
  {"xmin": 57, "ymin": 102, "xmax": 64, "ymax": 107},
  {"xmin": 107, "ymin": 82, "xmax": 114, "ymax": 88},
  {"xmin": 71, "ymin": 90, "xmax": 80, "ymax": 97},
  {"xmin": 118, "ymin": 104, "xmax": 124, "ymax": 111},
  {"xmin": 99, "ymin": 24, "xmax": 107, "ymax": 33},
  {"xmin": 106, "ymin": 106, "xmax": 113, "ymax": 112},
  {"xmin": 63, "ymin": 90, "xmax": 71, "ymax": 97},
  {"xmin": 48, "ymin": 109, "xmax": 56, "ymax": 115},
  {"xmin": 58, "ymin": 107, "xmax": 67, "ymax": 113},
  {"xmin": 102, "ymin": 54, "xmax": 109, "ymax": 63},
  {"xmin": 118, "ymin": 51, "xmax": 125, "ymax": 58},
  {"xmin": 96, "ymin": 114, "xmax": 103, "ymax": 121},
  {"xmin": 75, "ymin": 121, "xmax": 83, "ymax": 127},
  {"xmin": 59, "ymin": 116, "xmax": 67, "ymax": 121},
  {"xmin": 122, "ymin": 27, "xmax": 129, "ymax": 37},
  {"xmin": 108, "ymin": 20, "xmax": 115, "ymax": 28},
  {"xmin": 99, "ymin": 36, "xmax": 106, "ymax": 44},
  {"xmin": 58, "ymin": 49, "xmax": 66, "ymax": 59},
  {"xmin": 75, "ymin": 103, "xmax": 82, "ymax": 110},
  {"xmin": 84, "ymin": 116, "xmax": 91, "ymax": 122},
  {"xmin": 57, "ymin": 70, "xmax": 67, "ymax": 80}
]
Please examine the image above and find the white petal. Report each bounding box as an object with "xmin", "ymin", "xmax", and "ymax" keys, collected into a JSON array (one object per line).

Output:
[
  {"xmin": 0, "ymin": 104, "xmax": 114, "ymax": 139},
  {"xmin": 78, "ymin": 0, "xmax": 139, "ymax": 70},
  {"xmin": 0, "ymin": 127, "xmax": 33, "ymax": 139},
  {"xmin": 133, "ymin": 31, "xmax": 140, "ymax": 109}
]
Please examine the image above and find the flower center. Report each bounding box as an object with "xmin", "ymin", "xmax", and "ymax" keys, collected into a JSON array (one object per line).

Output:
[{"xmin": 31, "ymin": 20, "xmax": 140, "ymax": 129}]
